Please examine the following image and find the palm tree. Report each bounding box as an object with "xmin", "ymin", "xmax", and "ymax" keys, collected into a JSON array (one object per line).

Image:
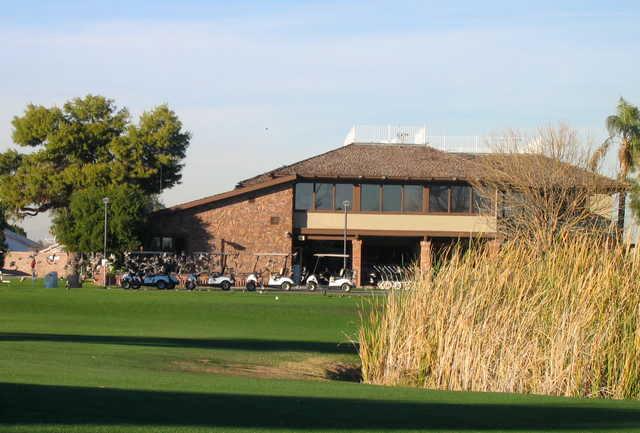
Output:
[{"xmin": 590, "ymin": 98, "xmax": 640, "ymax": 231}]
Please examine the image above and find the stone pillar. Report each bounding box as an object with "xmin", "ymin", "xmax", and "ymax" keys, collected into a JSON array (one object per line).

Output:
[
  {"xmin": 352, "ymin": 238, "xmax": 362, "ymax": 287},
  {"xmin": 420, "ymin": 239, "xmax": 432, "ymax": 276},
  {"xmin": 486, "ymin": 238, "xmax": 501, "ymax": 255}
]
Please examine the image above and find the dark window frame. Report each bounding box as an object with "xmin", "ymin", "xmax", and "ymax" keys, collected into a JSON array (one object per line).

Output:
[
  {"xmin": 450, "ymin": 185, "xmax": 472, "ymax": 213},
  {"xmin": 335, "ymin": 183, "xmax": 354, "ymax": 210},
  {"xmin": 295, "ymin": 180, "xmax": 492, "ymax": 215},
  {"xmin": 402, "ymin": 184, "xmax": 424, "ymax": 213},
  {"xmin": 296, "ymin": 181, "xmax": 355, "ymax": 212},
  {"xmin": 360, "ymin": 183, "xmax": 382, "ymax": 212},
  {"xmin": 294, "ymin": 182, "xmax": 314, "ymax": 211},
  {"xmin": 360, "ymin": 183, "xmax": 429, "ymax": 214},
  {"xmin": 382, "ymin": 184, "xmax": 402, "ymax": 212},
  {"xmin": 314, "ymin": 182, "xmax": 334, "ymax": 210},
  {"xmin": 471, "ymin": 188, "xmax": 494, "ymax": 215},
  {"xmin": 428, "ymin": 184, "xmax": 451, "ymax": 213}
]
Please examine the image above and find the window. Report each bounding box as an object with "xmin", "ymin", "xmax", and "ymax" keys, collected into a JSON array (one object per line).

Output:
[
  {"xmin": 161, "ymin": 237, "xmax": 174, "ymax": 251},
  {"xmin": 451, "ymin": 185, "xmax": 471, "ymax": 213},
  {"xmin": 294, "ymin": 183, "xmax": 313, "ymax": 210},
  {"xmin": 315, "ymin": 183, "xmax": 333, "ymax": 210},
  {"xmin": 150, "ymin": 237, "xmax": 161, "ymax": 251},
  {"xmin": 429, "ymin": 185, "xmax": 449, "ymax": 212},
  {"xmin": 361, "ymin": 184, "xmax": 381, "ymax": 211},
  {"xmin": 270, "ymin": 216, "xmax": 280, "ymax": 225},
  {"xmin": 382, "ymin": 185, "xmax": 402, "ymax": 212},
  {"xmin": 472, "ymin": 188, "xmax": 493, "ymax": 214},
  {"xmin": 296, "ymin": 182, "xmax": 356, "ymax": 211},
  {"xmin": 501, "ymin": 191, "xmax": 525, "ymax": 219},
  {"xmin": 150, "ymin": 236, "xmax": 175, "ymax": 251},
  {"xmin": 335, "ymin": 184, "xmax": 353, "ymax": 210},
  {"xmin": 403, "ymin": 185, "xmax": 423, "ymax": 212}
]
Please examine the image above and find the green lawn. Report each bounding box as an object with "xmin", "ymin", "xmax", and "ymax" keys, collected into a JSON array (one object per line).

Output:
[{"xmin": 1, "ymin": 281, "xmax": 640, "ymax": 432}]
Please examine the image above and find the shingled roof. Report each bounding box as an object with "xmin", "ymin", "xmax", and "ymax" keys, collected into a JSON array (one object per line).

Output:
[
  {"xmin": 237, "ymin": 143, "xmax": 621, "ymax": 190},
  {"xmin": 238, "ymin": 144, "xmax": 474, "ymax": 186},
  {"xmin": 159, "ymin": 143, "xmax": 621, "ymax": 213}
]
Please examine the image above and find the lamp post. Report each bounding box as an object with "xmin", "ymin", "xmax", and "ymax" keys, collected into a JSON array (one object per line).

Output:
[
  {"xmin": 342, "ymin": 200, "xmax": 351, "ymax": 271},
  {"xmin": 102, "ymin": 197, "xmax": 110, "ymax": 288}
]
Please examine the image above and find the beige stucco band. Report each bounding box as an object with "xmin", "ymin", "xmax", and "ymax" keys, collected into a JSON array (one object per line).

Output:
[{"xmin": 296, "ymin": 212, "xmax": 497, "ymax": 234}]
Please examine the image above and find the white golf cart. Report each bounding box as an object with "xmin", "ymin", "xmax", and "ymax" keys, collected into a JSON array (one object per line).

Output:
[
  {"xmin": 245, "ymin": 253, "xmax": 296, "ymax": 291},
  {"xmin": 305, "ymin": 253, "xmax": 356, "ymax": 292},
  {"xmin": 191, "ymin": 252, "xmax": 236, "ymax": 291}
]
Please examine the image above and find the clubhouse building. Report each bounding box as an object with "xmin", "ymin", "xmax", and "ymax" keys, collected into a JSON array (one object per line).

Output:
[{"xmin": 148, "ymin": 126, "xmax": 622, "ymax": 285}]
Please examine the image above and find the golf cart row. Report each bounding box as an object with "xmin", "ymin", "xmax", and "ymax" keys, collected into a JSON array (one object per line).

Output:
[
  {"xmin": 303, "ymin": 253, "xmax": 356, "ymax": 292},
  {"xmin": 245, "ymin": 253, "xmax": 356, "ymax": 292},
  {"xmin": 120, "ymin": 252, "xmax": 236, "ymax": 291},
  {"xmin": 120, "ymin": 252, "xmax": 356, "ymax": 292}
]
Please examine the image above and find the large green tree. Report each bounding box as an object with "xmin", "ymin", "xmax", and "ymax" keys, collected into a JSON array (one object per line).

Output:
[
  {"xmin": 0, "ymin": 95, "xmax": 190, "ymax": 217},
  {"xmin": 54, "ymin": 185, "xmax": 152, "ymax": 253},
  {"xmin": 0, "ymin": 95, "xmax": 190, "ymax": 251}
]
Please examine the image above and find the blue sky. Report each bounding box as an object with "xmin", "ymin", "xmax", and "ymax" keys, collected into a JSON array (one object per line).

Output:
[{"xmin": 1, "ymin": 1, "xmax": 639, "ymax": 239}]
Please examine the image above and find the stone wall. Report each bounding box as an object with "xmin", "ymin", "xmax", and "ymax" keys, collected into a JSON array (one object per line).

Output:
[{"xmin": 149, "ymin": 184, "xmax": 294, "ymax": 278}]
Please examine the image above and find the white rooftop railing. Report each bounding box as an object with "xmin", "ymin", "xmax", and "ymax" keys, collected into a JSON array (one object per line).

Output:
[
  {"xmin": 344, "ymin": 125, "xmax": 427, "ymax": 146},
  {"xmin": 424, "ymin": 136, "xmax": 492, "ymax": 153},
  {"xmin": 344, "ymin": 125, "xmax": 602, "ymax": 154},
  {"xmin": 344, "ymin": 125, "xmax": 506, "ymax": 153}
]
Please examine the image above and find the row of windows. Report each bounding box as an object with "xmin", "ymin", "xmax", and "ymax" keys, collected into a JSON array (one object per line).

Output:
[
  {"xmin": 294, "ymin": 182, "xmax": 493, "ymax": 214},
  {"xmin": 430, "ymin": 185, "xmax": 492, "ymax": 214},
  {"xmin": 295, "ymin": 183, "xmax": 353, "ymax": 211},
  {"xmin": 149, "ymin": 236, "xmax": 175, "ymax": 252},
  {"xmin": 361, "ymin": 184, "xmax": 423, "ymax": 212}
]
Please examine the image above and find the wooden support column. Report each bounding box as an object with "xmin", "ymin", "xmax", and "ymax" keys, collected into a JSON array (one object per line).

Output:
[
  {"xmin": 419, "ymin": 238, "xmax": 432, "ymax": 276},
  {"xmin": 352, "ymin": 238, "xmax": 362, "ymax": 287}
]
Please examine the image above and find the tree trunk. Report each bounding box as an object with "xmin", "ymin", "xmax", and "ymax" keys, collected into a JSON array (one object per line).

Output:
[
  {"xmin": 617, "ymin": 191, "xmax": 626, "ymax": 239},
  {"xmin": 66, "ymin": 252, "xmax": 82, "ymax": 288}
]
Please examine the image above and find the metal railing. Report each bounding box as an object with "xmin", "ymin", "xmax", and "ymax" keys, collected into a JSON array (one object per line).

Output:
[
  {"xmin": 344, "ymin": 125, "xmax": 427, "ymax": 146},
  {"xmin": 343, "ymin": 125, "xmax": 502, "ymax": 153},
  {"xmin": 424, "ymin": 136, "xmax": 491, "ymax": 153}
]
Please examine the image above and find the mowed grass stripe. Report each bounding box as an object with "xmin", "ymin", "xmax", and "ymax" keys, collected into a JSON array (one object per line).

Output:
[
  {"xmin": 0, "ymin": 284, "xmax": 360, "ymax": 341},
  {"xmin": 1, "ymin": 283, "xmax": 640, "ymax": 433}
]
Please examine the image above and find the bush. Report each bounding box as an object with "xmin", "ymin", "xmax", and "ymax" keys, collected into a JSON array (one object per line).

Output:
[{"xmin": 359, "ymin": 236, "xmax": 640, "ymax": 399}]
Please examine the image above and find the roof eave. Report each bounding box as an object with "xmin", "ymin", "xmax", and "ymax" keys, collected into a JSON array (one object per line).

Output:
[{"xmin": 154, "ymin": 174, "xmax": 297, "ymax": 214}]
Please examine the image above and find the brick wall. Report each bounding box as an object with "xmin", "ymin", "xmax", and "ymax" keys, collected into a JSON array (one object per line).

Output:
[
  {"xmin": 149, "ymin": 184, "xmax": 294, "ymax": 277},
  {"xmin": 4, "ymin": 247, "xmax": 72, "ymax": 277}
]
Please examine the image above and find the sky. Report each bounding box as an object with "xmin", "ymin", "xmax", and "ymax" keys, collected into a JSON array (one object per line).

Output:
[{"xmin": 1, "ymin": 0, "xmax": 639, "ymax": 240}]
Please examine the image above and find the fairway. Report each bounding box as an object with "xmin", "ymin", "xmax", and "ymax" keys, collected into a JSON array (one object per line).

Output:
[{"xmin": 1, "ymin": 283, "xmax": 640, "ymax": 432}]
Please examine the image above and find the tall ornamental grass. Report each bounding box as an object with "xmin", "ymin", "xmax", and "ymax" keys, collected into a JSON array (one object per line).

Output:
[{"xmin": 359, "ymin": 236, "xmax": 640, "ymax": 399}]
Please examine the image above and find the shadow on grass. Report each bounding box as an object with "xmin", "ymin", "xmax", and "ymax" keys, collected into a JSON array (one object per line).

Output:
[
  {"xmin": 1, "ymin": 382, "xmax": 639, "ymax": 430},
  {"xmin": 0, "ymin": 332, "xmax": 357, "ymax": 354}
]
